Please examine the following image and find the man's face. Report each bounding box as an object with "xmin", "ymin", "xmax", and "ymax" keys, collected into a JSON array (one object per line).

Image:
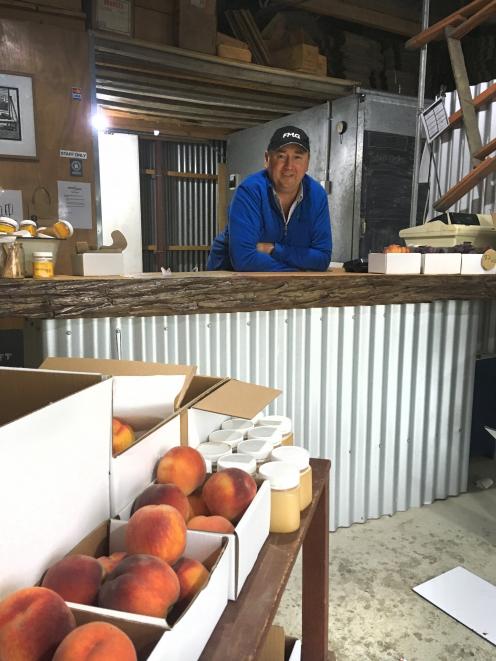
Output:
[{"xmin": 265, "ymin": 144, "xmax": 310, "ymax": 196}]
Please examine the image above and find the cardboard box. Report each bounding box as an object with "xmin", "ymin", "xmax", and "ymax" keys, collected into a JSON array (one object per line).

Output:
[
  {"xmin": 64, "ymin": 519, "xmax": 231, "ymax": 661},
  {"xmin": 271, "ymin": 43, "xmax": 320, "ymax": 72},
  {"xmin": 217, "ymin": 43, "xmax": 252, "ymax": 63},
  {"xmin": 421, "ymin": 253, "xmax": 461, "ymax": 274},
  {"xmin": 72, "ymin": 252, "xmax": 125, "ymax": 276},
  {"xmin": 460, "ymin": 253, "xmax": 496, "ymax": 274},
  {"xmin": 368, "ymin": 252, "xmax": 422, "ymax": 274},
  {"xmin": 41, "ymin": 357, "xmax": 197, "ymax": 516},
  {"xmin": 0, "ymin": 367, "xmax": 112, "ymax": 598},
  {"xmin": 177, "ymin": 0, "xmax": 217, "ymax": 54},
  {"xmin": 134, "ymin": 5, "xmax": 176, "ymax": 44},
  {"xmin": 119, "ymin": 476, "xmax": 271, "ymax": 600}
]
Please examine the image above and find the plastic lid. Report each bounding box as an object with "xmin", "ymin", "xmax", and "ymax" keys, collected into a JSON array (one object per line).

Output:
[
  {"xmin": 20, "ymin": 219, "xmax": 37, "ymax": 226},
  {"xmin": 247, "ymin": 425, "xmax": 283, "ymax": 446},
  {"xmin": 208, "ymin": 429, "xmax": 244, "ymax": 448},
  {"xmin": 217, "ymin": 453, "xmax": 256, "ymax": 475},
  {"xmin": 197, "ymin": 441, "xmax": 232, "ymax": 463},
  {"xmin": 32, "ymin": 252, "xmax": 53, "ymax": 258},
  {"xmin": 237, "ymin": 439, "xmax": 273, "ymax": 461},
  {"xmin": 221, "ymin": 418, "xmax": 254, "ymax": 432},
  {"xmin": 0, "ymin": 217, "xmax": 18, "ymax": 228},
  {"xmin": 258, "ymin": 461, "xmax": 300, "ymax": 490},
  {"xmin": 54, "ymin": 219, "xmax": 74, "ymax": 236},
  {"xmin": 257, "ymin": 415, "xmax": 292, "ymax": 435},
  {"xmin": 271, "ymin": 446, "xmax": 310, "ymax": 470}
]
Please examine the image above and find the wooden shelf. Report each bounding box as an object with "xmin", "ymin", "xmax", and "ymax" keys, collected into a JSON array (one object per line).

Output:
[{"xmin": 201, "ymin": 458, "xmax": 332, "ymax": 660}]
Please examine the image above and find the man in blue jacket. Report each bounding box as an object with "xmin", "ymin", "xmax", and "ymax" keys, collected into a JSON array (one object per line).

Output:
[{"xmin": 207, "ymin": 125, "xmax": 332, "ymax": 271}]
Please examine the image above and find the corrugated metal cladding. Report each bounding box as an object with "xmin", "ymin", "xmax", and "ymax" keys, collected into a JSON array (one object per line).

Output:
[
  {"xmin": 40, "ymin": 300, "xmax": 479, "ymax": 531},
  {"xmin": 427, "ymin": 79, "xmax": 496, "ymax": 217},
  {"xmin": 477, "ymin": 300, "xmax": 496, "ymax": 356},
  {"xmin": 139, "ymin": 140, "xmax": 226, "ymax": 272}
]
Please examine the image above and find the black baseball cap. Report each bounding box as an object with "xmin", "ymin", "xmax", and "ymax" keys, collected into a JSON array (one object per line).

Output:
[{"xmin": 267, "ymin": 125, "xmax": 310, "ymax": 152}]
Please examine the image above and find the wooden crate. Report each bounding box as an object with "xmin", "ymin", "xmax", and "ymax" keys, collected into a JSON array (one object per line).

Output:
[
  {"xmin": 271, "ymin": 43, "xmax": 320, "ymax": 72},
  {"xmin": 217, "ymin": 43, "xmax": 252, "ymax": 63}
]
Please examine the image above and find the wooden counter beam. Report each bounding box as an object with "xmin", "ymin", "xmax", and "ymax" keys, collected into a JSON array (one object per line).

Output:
[{"xmin": 1, "ymin": 271, "xmax": 496, "ymax": 319}]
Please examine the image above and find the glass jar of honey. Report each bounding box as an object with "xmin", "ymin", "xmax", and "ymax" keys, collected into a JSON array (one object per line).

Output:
[{"xmin": 32, "ymin": 252, "xmax": 54, "ymax": 279}]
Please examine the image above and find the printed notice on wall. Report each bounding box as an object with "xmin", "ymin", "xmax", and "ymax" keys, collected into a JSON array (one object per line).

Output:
[
  {"xmin": 0, "ymin": 189, "xmax": 23, "ymax": 222},
  {"xmin": 57, "ymin": 181, "xmax": 92, "ymax": 229}
]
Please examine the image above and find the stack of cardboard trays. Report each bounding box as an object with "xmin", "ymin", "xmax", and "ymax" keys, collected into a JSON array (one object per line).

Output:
[{"xmin": 0, "ymin": 356, "xmax": 283, "ymax": 658}]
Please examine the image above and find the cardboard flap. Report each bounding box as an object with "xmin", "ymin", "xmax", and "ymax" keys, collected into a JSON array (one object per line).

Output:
[
  {"xmin": 193, "ymin": 379, "xmax": 281, "ymax": 418},
  {"xmin": 40, "ymin": 357, "xmax": 197, "ymax": 410}
]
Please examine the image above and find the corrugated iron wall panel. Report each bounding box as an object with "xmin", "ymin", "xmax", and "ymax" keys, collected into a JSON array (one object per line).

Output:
[
  {"xmin": 477, "ymin": 299, "xmax": 496, "ymax": 356},
  {"xmin": 40, "ymin": 301, "xmax": 478, "ymax": 530},
  {"xmin": 428, "ymin": 79, "xmax": 496, "ymax": 216}
]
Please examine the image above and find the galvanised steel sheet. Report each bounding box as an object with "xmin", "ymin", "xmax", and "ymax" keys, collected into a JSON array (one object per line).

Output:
[
  {"xmin": 428, "ymin": 79, "xmax": 496, "ymax": 217},
  {"xmin": 40, "ymin": 301, "xmax": 479, "ymax": 530}
]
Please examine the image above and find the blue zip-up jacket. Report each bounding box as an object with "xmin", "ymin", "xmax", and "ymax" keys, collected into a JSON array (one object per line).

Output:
[{"xmin": 207, "ymin": 169, "xmax": 332, "ymax": 271}]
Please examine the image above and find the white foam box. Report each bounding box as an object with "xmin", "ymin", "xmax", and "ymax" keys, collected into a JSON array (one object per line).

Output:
[
  {"xmin": 460, "ymin": 254, "xmax": 496, "ymax": 274},
  {"xmin": 118, "ymin": 476, "xmax": 271, "ymax": 601},
  {"xmin": 65, "ymin": 519, "xmax": 232, "ymax": 661},
  {"xmin": 368, "ymin": 252, "xmax": 422, "ymax": 274},
  {"xmin": 421, "ymin": 253, "xmax": 462, "ymax": 274},
  {"xmin": 72, "ymin": 252, "xmax": 125, "ymax": 276},
  {"xmin": 41, "ymin": 357, "xmax": 198, "ymax": 517},
  {"xmin": 0, "ymin": 366, "xmax": 112, "ymax": 599}
]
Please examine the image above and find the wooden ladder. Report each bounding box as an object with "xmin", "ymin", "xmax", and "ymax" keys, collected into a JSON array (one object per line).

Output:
[{"xmin": 406, "ymin": 0, "xmax": 496, "ymax": 211}]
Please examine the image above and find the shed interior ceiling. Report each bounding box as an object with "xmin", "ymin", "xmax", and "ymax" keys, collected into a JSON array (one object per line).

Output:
[{"xmin": 94, "ymin": 32, "xmax": 357, "ymax": 138}]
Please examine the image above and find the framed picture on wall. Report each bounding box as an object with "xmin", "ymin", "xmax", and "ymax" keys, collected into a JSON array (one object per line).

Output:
[{"xmin": 0, "ymin": 72, "xmax": 37, "ymax": 159}]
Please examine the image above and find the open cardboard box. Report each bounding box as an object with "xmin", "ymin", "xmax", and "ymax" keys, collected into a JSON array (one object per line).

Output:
[
  {"xmin": 118, "ymin": 475, "xmax": 271, "ymax": 601},
  {"xmin": 0, "ymin": 366, "xmax": 112, "ymax": 599},
  {"xmin": 62, "ymin": 519, "xmax": 231, "ymax": 661},
  {"xmin": 41, "ymin": 357, "xmax": 281, "ymax": 518}
]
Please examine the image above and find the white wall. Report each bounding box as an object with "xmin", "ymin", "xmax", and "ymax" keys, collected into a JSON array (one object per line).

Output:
[{"xmin": 98, "ymin": 132, "xmax": 143, "ymax": 274}]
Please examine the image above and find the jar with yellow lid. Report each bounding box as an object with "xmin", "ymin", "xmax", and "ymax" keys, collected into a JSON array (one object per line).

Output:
[
  {"xmin": 32, "ymin": 251, "xmax": 54, "ymax": 279},
  {"xmin": 271, "ymin": 446, "xmax": 312, "ymax": 510},
  {"xmin": 0, "ymin": 217, "xmax": 18, "ymax": 234},
  {"xmin": 258, "ymin": 461, "xmax": 300, "ymax": 533}
]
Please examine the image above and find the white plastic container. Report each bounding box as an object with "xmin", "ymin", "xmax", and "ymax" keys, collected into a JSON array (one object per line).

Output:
[
  {"xmin": 271, "ymin": 446, "xmax": 312, "ymax": 510},
  {"xmin": 221, "ymin": 418, "xmax": 254, "ymax": 437},
  {"xmin": 208, "ymin": 428, "xmax": 244, "ymax": 449},
  {"xmin": 399, "ymin": 215, "xmax": 496, "ymax": 249},
  {"xmin": 217, "ymin": 453, "xmax": 256, "ymax": 476},
  {"xmin": 237, "ymin": 439, "xmax": 273, "ymax": 466},
  {"xmin": 247, "ymin": 425, "xmax": 283, "ymax": 448},
  {"xmin": 256, "ymin": 415, "xmax": 292, "ymax": 435},
  {"xmin": 197, "ymin": 441, "xmax": 232, "ymax": 469},
  {"xmin": 258, "ymin": 461, "xmax": 300, "ymax": 533}
]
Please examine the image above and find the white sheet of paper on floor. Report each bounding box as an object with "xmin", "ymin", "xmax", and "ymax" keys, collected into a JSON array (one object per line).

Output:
[{"xmin": 413, "ymin": 566, "xmax": 496, "ymax": 645}]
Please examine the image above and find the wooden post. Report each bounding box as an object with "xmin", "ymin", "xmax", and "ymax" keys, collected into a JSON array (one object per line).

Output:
[
  {"xmin": 445, "ymin": 28, "xmax": 483, "ymax": 165},
  {"xmin": 216, "ymin": 162, "xmax": 228, "ymax": 233}
]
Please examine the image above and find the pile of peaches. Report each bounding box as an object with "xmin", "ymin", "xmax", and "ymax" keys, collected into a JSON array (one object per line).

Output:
[{"xmin": 0, "ymin": 446, "xmax": 257, "ymax": 660}]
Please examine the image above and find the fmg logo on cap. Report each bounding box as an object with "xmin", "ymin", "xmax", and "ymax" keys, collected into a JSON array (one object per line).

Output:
[
  {"xmin": 283, "ymin": 132, "xmax": 301, "ymax": 139},
  {"xmin": 267, "ymin": 125, "xmax": 310, "ymax": 151}
]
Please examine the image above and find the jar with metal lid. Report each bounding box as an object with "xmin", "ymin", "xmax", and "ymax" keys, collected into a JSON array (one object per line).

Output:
[
  {"xmin": 247, "ymin": 425, "xmax": 282, "ymax": 449},
  {"xmin": 0, "ymin": 217, "xmax": 18, "ymax": 234},
  {"xmin": 258, "ymin": 461, "xmax": 300, "ymax": 533},
  {"xmin": 271, "ymin": 446, "xmax": 312, "ymax": 510},
  {"xmin": 32, "ymin": 251, "xmax": 54, "ymax": 279},
  {"xmin": 208, "ymin": 428, "xmax": 244, "ymax": 450},
  {"xmin": 217, "ymin": 453, "xmax": 256, "ymax": 476},
  {"xmin": 237, "ymin": 439, "xmax": 273, "ymax": 469},
  {"xmin": 19, "ymin": 220, "xmax": 37, "ymax": 236},
  {"xmin": 197, "ymin": 441, "xmax": 232, "ymax": 471}
]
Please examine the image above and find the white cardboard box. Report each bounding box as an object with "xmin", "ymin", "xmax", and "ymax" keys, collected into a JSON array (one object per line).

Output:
[
  {"xmin": 118, "ymin": 476, "xmax": 271, "ymax": 601},
  {"xmin": 65, "ymin": 519, "xmax": 231, "ymax": 661},
  {"xmin": 368, "ymin": 252, "xmax": 422, "ymax": 274},
  {"xmin": 460, "ymin": 254, "xmax": 496, "ymax": 274},
  {"xmin": 72, "ymin": 252, "xmax": 125, "ymax": 276},
  {"xmin": 0, "ymin": 367, "xmax": 112, "ymax": 599},
  {"xmin": 421, "ymin": 253, "xmax": 462, "ymax": 274}
]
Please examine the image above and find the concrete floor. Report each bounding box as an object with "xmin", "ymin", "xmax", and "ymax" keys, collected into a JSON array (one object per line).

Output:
[{"xmin": 274, "ymin": 457, "xmax": 496, "ymax": 661}]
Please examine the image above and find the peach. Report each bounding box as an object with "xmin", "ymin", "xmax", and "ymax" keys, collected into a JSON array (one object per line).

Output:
[
  {"xmin": 112, "ymin": 418, "xmax": 135, "ymax": 456},
  {"xmin": 132, "ymin": 483, "xmax": 190, "ymax": 522},
  {"xmin": 42, "ymin": 554, "xmax": 103, "ymax": 605},
  {"xmin": 0, "ymin": 586, "xmax": 76, "ymax": 661},
  {"xmin": 96, "ymin": 551, "xmax": 128, "ymax": 578},
  {"xmin": 98, "ymin": 554, "xmax": 179, "ymax": 618},
  {"xmin": 187, "ymin": 515, "xmax": 235, "ymax": 534},
  {"xmin": 53, "ymin": 621, "xmax": 136, "ymax": 661},
  {"xmin": 156, "ymin": 446, "xmax": 206, "ymax": 495},
  {"xmin": 202, "ymin": 468, "xmax": 257, "ymax": 522},
  {"xmin": 125, "ymin": 504, "xmax": 187, "ymax": 565},
  {"xmin": 174, "ymin": 557, "xmax": 209, "ymax": 608},
  {"xmin": 187, "ymin": 489, "xmax": 210, "ymax": 518}
]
